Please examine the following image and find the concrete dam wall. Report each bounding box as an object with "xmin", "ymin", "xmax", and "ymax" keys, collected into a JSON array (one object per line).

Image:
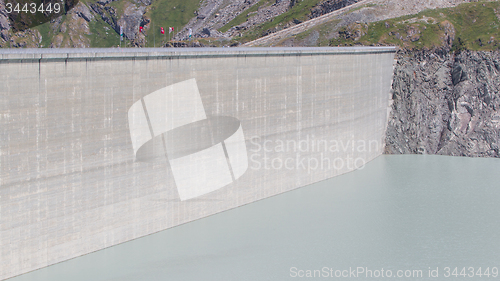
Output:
[{"xmin": 0, "ymin": 47, "xmax": 396, "ymax": 280}]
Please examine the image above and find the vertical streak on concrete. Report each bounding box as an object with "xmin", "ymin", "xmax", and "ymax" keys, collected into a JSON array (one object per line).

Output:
[
  {"xmin": 296, "ymin": 64, "xmax": 303, "ymax": 137},
  {"xmin": 215, "ymin": 79, "xmax": 219, "ymax": 114},
  {"xmin": 236, "ymin": 69, "xmax": 239, "ymax": 113}
]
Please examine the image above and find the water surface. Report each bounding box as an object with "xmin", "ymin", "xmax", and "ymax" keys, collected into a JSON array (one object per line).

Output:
[{"xmin": 8, "ymin": 155, "xmax": 500, "ymax": 280}]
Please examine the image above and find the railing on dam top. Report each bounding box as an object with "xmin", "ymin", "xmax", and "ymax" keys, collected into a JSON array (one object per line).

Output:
[{"xmin": 0, "ymin": 47, "xmax": 397, "ymax": 62}]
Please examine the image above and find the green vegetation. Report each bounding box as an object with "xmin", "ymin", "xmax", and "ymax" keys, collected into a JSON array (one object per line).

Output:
[
  {"xmin": 329, "ymin": 1, "xmax": 500, "ymax": 51},
  {"xmin": 345, "ymin": 3, "xmax": 376, "ymax": 14},
  {"xmin": 294, "ymin": 26, "xmax": 315, "ymax": 41},
  {"xmin": 144, "ymin": 0, "xmax": 201, "ymax": 47},
  {"xmin": 34, "ymin": 21, "xmax": 52, "ymax": 48},
  {"xmin": 21, "ymin": 0, "xmax": 200, "ymax": 48},
  {"xmin": 291, "ymin": 19, "xmax": 338, "ymax": 46},
  {"xmin": 87, "ymin": 15, "xmax": 122, "ymax": 47},
  {"xmin": 13, "ymin": 0, "xmax": 500, "ymax": 49},
  {"xmin": 109, "ymin": 1, "xmax": 128, "ymax": 19},
  {"xmin": 32, "ymin": 14, "xmax": 70, "ymax": 47},
  {"xmin": 32, "ymin": 8, "xmax": 122, "ymax": 47}
]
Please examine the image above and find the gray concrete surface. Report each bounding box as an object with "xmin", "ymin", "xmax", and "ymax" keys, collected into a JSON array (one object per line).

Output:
[{"xmin": 0, "ymin": 47, "xmax": 396, "ymax": 280}]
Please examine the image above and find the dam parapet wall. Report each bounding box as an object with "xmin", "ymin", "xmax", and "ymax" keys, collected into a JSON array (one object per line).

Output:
[{"xmin": 0, "ymin": 47, "xmax": 396, "ymax": 279}]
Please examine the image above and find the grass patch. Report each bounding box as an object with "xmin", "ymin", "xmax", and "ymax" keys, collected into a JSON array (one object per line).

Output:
[
  {"xmin": 294, "ymin": 26, "xmax": 316, "ymax": 41},
  {"xmin": 108, "ymin": 0, "xmax": 128, "ymax": 20},
  {"xmin": 87, "ymin": 14, "xmax": 122, "ymax": 47},
  {"xmin": 34, "ymin": 21, "xmax": 52, "ymax": 47},
  {"xmin": 430, "ymin": 2, "xmax": 500, "ymax": 51},
  {"xmin": 32, "ymin": 14, "xmax": 69, "ymax": 47},
  {"xmin": 144, "ymin": 0, "xmax": 201, "ymax": 47},
  {"xmin": 317, "ymin": 19, "xmax": 339, "ymax": 45},
  {"xmin": 293, "ymin": 18, "xmax": 339, "ymax": 46},
  {"xmin": 329, "ymin": 1, "xmax": 500, "ymax": 51}
]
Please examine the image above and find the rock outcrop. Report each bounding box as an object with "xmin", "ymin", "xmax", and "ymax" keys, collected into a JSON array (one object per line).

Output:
[
  {"xmin": 385, "ymin": 49, "xmax": 500, "ymax": 158},
  {"xmin": 310, "ymin": 0, "xmax": 361, "ymax": 19},
  {"xmin": 90, "ymin": 3, "xmax": 119, "ymax": 33},
  {"xmin": 90, "ymin": 0, "xmax": 148, "ymax": 41},
  {"xmin": 72, "ymin": 2, "xmax": 95, "ymax": 23},
  {"xmin": 0, "ymin": 0, "xmax": 10, "ymax": 32},
  {"xmin": 118, "ymin": 3, "xmax": 146, "ymax": 40}
]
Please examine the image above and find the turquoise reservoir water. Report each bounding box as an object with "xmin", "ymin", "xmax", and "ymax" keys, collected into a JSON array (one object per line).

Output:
[{"xmin": 8, "ymin": 155, "xmax": 500, "ymax": 280}]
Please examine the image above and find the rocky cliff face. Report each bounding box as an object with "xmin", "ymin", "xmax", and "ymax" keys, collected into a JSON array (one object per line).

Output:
[{"xmin": 385, "ymin": 49, "xmax": 500, "ymax": 158}]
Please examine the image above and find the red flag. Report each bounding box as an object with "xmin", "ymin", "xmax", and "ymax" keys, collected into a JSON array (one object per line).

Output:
[
  {"xmin": 169, "ymin": 27, "xmax": 174, "ymax": 33},
  {"xmin": 160, "ymin": 27, "xmax": 165, "ymax": 34},
  {"xmin": 139, "ymin": 26, "xmax": 143, "ymax": 32}
]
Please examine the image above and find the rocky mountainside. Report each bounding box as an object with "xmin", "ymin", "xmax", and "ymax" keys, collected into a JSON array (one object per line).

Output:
[
  {"xmin": 175, "ymin": 0, "xmax": 361, "ymax": 42},
  {"xmin": 0, "ymin": 0, "xmax": 152, "ymax": 47},
  {"xmin": 243, "ymin": 0, "xmax": 484, "ymax": 47},
  {"xmin": 386, "ymin": 49, "xmax": 500, "ymax": 157},
  {"xmin": 0, "ymin": 0, "xmax": 361, "ymax": 47},
  {"xmin": 1, "ymin": 0, "xmax": 493, "ymax": 47}
]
